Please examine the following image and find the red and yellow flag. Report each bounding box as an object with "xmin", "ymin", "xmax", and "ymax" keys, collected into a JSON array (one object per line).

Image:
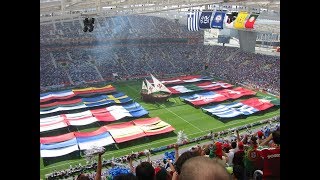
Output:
[{"xmin": 233, "ymin": 11, "xmax": 249, "ymax": 29}]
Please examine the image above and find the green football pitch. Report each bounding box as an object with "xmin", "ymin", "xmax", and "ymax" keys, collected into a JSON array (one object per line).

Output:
[{"xmin": 40, "ymin": 80, "xmax": 280, "ymax": 179}]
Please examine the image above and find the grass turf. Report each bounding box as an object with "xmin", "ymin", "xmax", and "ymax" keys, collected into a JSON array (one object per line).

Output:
[{"xmin": 40, "ymin": 80, "xmax": 280, "ymax": 179}]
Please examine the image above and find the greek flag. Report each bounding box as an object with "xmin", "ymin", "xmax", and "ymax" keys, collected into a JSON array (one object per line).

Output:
[{"xmin": 187, "ymin": 11, "xmax": 200, "ymax": 31}]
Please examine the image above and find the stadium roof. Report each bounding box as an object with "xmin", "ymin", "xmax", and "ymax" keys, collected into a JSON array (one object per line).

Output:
[
  {"xmin": 40, "ymin": 0, "xmax": 279, "ymax": 33},
  {"xmin": 40, "ymin": 0, "xmax": 279, "ymax": 18}
]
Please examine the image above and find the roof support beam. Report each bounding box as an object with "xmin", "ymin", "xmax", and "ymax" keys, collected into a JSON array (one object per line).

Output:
[
  {"xmin": 61, "ymin": 0, "xmax": 65, "ymax": 13},
  {"xmin": 96, "ymin": 0, "xmax": 101, "ymax": 12}
]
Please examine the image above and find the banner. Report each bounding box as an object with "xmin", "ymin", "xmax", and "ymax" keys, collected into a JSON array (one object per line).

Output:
[
  {"xmin": 233, "ymin": 11, "xmax": 249, "ymax": 29},
  {"xmin": 245, "ymin": 14, "xmax": 259, "ymax": 29},
  {"xmin": 211, "ymin": 11, "xmax": 226, "ymax": 29},
  {"xmin": 199, "ymin": 11, "xmax": 213, "ymax": 29},
  {"xmin": 187, "ymin": 11, "xmax": 200, "ymax": 31},
  {"xmin": 225, "ymin": 12, "xmax": 238, "ymax": 28}
]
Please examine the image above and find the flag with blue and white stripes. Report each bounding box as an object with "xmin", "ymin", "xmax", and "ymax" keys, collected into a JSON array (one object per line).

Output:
[{"xmin": 187, "ymin": 11, "xmax": 200, "ymax": 31}]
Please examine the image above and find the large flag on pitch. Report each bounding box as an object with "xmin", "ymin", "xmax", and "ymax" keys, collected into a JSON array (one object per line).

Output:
[
  {"xmin": 40, "ymin": 133, "xmax": 79, "ymax": 157},
  {"xmin": 91, "ymin": 102, "xmax": 148, "ymax": 122},
  {"xmin": 168, "ymin": 84, "xmax": 204, "ymax": 94},
  {"xmin": 40, "ymin": 138, "xmax": 79, "ymax": 157},
  {"xmin": 187, "ymin": 11, "xmax": 200, "ymax": 31},
  {"xmin": 260, "ymin": 95, "xmax": 280, "ymax": 106},
  {"xmin": 216, "ymin": 87, "xmax": 256, "ymax": 99},
  {"xmin": 199, "ymin": 11, "xmax": 213, "ymax": 29},
  {"xmin": 180, "ymin": 87, "xmax": 255, "ymax": 106},
  {"xmin": 245, "ymin": 14, "xmax": 259, "ymax": 29},
  {"xmin": 196, "ymin": 81, "xmax": 233, "ymax": 91},
  {"xmin": 160, "ymin": 75, "xmax": 211, "ymax": 85},
  {"xmin": 202, "ymin": 98, "xmax": 274, "ymax": 118},
  {"xmin": 104, "ymin": 122, "xmax": 146, "ymax": 143},
  {"xmin": 211, "ymin": 11, "xmax": 226, "ymax": 29},
  {"xmin": 74, "ymin": 127, "xmax": 115, "ymax": 150},
  {"xmin": 40, "ymin": 90, "xmax": 75, "ymax": 103},
  {"xmin": 180, "ymin": 91, "xmax": 228, "ymax": 106},
  {"xmin": 233, "ymin": 11, "xmax": 249, "ymax": 29},
  {"xmin": 132, "ymin": 117, "xmax": 175, "ymax": 136}
]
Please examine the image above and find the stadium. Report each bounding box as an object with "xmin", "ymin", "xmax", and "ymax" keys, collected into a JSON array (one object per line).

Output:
[{"xmin": 40, "ymin": 0, "xmax": 280, "ymax": 179}]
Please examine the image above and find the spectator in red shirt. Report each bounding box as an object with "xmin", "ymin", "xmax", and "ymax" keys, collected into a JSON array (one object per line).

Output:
[
  {"xmin": 244, "ymin": 136, "xmax": 263, "ymax": 178},
  {"xmin": 257, "ymin": 130, "xmax": 280, "ymax": 180}
]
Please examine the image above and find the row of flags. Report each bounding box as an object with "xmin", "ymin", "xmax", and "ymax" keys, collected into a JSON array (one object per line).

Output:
[
  {"xmin": 40, "ymin": 102, "xmax": 149, "ymax": 132},
  {"xmin": 40, "ymin": 85, "xmax": 116, "ymax": 103},
  {"xmin": 40, "ymin": 92, "xmax": 134, "ymax": 115},
  {"xmin": 40, "ymin": 117, "xmax": 175, "ymax": 157},
  {"xmin": 187, "ymin": 11, "xmax": 259, "ymax": 31}
]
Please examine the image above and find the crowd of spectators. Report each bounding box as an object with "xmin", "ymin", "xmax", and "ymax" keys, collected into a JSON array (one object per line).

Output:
[
  {"xmin": 41, "ymin": 43, "xmax": 279, "ymax": 96},
  {"xmin": 40, "ymin": 15, "xmax": 203, "ymax": 46},
  {"xmin": 45, "ymin": 116, "xmax": 280, "ymax": 180},
  {"xmin": 208, "ymin": 51, "xmax": 280, "ymax": 95}
]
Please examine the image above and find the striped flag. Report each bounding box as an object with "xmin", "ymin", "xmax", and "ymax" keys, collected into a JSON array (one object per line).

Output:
[{"xmin": 187, "ymin": 11, "xmax": 200, "ymax": 31}]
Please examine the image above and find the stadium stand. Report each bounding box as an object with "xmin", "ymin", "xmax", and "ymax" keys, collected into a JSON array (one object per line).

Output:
[
  {"xmin": 45, "ymin": 116, "xmax": 279, "ymax": 179},
  {"xmin": 41, "ymin": 1, "xmax": 280, "ymax": 178},
  {"xmin": 41, "ymin": 43, "xmax": 279, "ymax": 95}
]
